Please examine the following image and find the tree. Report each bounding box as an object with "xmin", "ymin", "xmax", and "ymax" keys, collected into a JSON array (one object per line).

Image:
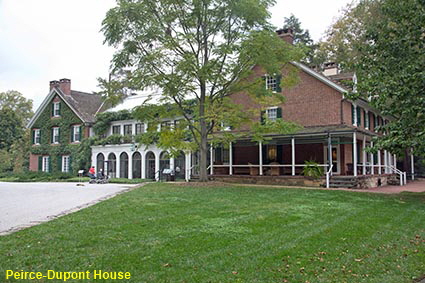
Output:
[
  {"xmin": 356, "ymin": 0, "xmax": 425, "ymax": 156},
  {"xmin": 0, "ymin": 107, "xmax": 23, "ymax": 150},
  {"xmin": 282, "ymin": 14, "xmax": 316, "ymax": 64},
  {"xmin": 316, "ymin": 0, "xmax": 380, "ymax": 71},
  {"xmin": 100, "ymin": 0, "xmax": 303, "ymax": 181},
  {"xmin": 0, "ymin": 90, "xmax": 33, "ymax": 126}
]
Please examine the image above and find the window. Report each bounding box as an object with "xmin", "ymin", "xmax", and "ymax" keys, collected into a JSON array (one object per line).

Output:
[
  {"xmin": 214, "ymin": 147, "xmax": 229, "ymax": 164},
  {"xmin": 124, "ymin": 124, "xmax": 133, "ymax": 136},
  {"xmin": 52, "ymin": 102, "xmax": 61, "ymax": 117},
  {"xmin": 266, "ymin": 107, "xmax": 282, "ymax": 122},
  {"xmin": 161, "ymin": 121, "xmax": 173, "ymax": 130},
  {"xmin": 135, "ymin": 123, "xmax": 145, "ymax": 134},
  {"xmin": 42, "ymin": 156, "xmax": 50, "ymax": 172},
  {"xmin": 52, "ymin": 127, "xmax": 60, "ymax": 144},
  {"xmin": 351, "ymin": 104, "xmax": 356, "ymax": 125},
  {"xmin": 62, "ymin": 156, "xmax": 70, "ymax": 173},
  {"xmin": 364, "ymin": 111, "xmax": 369, "ymax": 129},
  {"xmin": 356, "ymin": 106, "xmax": 362, "ymax": 126},
  {"xmin": 374, "ymin": 114, "xmax": 378, "ymax": 129},
  {"xmin": 33, "ymin": 129, "xmax": 41, "ymax": 144},
  {"xmin": 265, "ymin": 75, "xmax": 281, "ymax": 92},
  {"xmin": 71, "ymin": 125, "xmax": 81, "ymax": 142},
  {"xmin": 112, "ymin": 125, "xmax": 121, "ymax": 135}
]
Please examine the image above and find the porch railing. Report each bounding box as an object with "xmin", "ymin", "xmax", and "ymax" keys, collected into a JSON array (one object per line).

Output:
[{"xmin": 326, "ymin": 164, "xmax": 334, "ymax": 189}]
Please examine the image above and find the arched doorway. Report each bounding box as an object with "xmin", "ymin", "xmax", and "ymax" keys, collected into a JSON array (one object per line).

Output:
[
  {"xmin": 96, "ymin": 153, "xmax": 105, "ymax": 173},
  {"xmin": 145, "ymin": 151, "xmax": 155, "ymax": 180},
  {"xmin": 132, "ymin": 152, "xmax": 142, "ymax": 179},
  {"xmin": 160, "ymin": 151, "xmax": 170, "ymax": 171},
  {"xmin": 174, "ymin": 151, "xmax": 186, "ymax": 180},
  {"xmin": 107, "ymin": 153, "xmax": 116, "ymax": 178},
  {"xmin": 120, "ymin": 152, "xmax": 129, "ymax": 179}
]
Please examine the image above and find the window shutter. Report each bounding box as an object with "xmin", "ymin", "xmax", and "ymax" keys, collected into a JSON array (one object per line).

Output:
[
  {"xmin": 374, "ymin": 115, "xmax": 378, "ymax": 128},
  {"xmin": 79, "ymin": 126, "xmax": 82, "ymax": 141},
  {"xmin": 70, "ymin": 126, "xmax": 74, "ymax": 143},
  {"xmin": 48, "ymin": 157, "xmax": 51, "ymax": 173},
  {"xmin": 32, "ymin": 130, "xmax": 35, "ymax": 144},
  {"xmin": 51, "ymin": 128, "xmax": 54, "ymax": 143},
  {"xmin": 58, "ymin": 102, "xmax": 61, "ymax": 116},
  {"xmin": 69, "ymin": 156, "xmax": 73, "ymax": 173},
  {"xmin": 275, "ymin": 75, "xmax": 282, "ymax": 92},
  {"xmin": 58, "ymin": 156, "xmax": 62, "ymax": 172},
  {"xmin": 351, "ymin": 105, "xmax": 355, "ymax": 125},
  {"xmin": 57, "ymin": 128, "xmax": 60, "ymax": 143},
  {"xmin": 356, "ymin": 106, "xmax": 361, "ymax": 126},
  {"xmin": 51, "ymin": 103, "xmax": 54, "ymax": 116},
  {"xmin": 260, "ymin": 110, "xmax": 266, "ymax": 125},
  {"xmin": 38, "ymin": 156, "xmax": 42, "ymax": 171},
  {"xmin": 276, "ymin": 107, "xmax": 282, "ymax": 119}
]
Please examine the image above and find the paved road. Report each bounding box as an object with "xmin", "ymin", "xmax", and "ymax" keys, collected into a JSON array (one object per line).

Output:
[{"xmin": 0, "ymin": 182, "xmax": 137, "ymax": 235}]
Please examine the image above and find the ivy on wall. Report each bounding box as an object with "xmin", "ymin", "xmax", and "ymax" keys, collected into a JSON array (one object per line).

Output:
[
  {"xmin": 30, "ymin": 95, "xmax": 88, "ymax": 174},
  {"xmin": 93, "ymin": 110, "xmax": 133, "ymax": 135}
]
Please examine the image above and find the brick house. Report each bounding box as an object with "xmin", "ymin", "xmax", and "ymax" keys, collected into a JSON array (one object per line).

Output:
[{"xmin": 27, "ymin": 79, "xmax": 103, "ymax": 173}]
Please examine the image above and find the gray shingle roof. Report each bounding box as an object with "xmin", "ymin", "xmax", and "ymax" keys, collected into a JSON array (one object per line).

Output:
[{"xmin": 60, "ymin": 89, "xmax": 104, "ymax": 123}]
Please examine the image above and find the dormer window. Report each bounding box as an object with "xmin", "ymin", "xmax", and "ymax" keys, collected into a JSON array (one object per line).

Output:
[{"xmin": 52, "ymin": 102, "xmax": 61, "ymax": 117}]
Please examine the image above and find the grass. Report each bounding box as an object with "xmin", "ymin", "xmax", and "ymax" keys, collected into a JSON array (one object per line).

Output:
[{"xmin": 1, "ymin": 183, "xmax": 424, "ymax": 283}]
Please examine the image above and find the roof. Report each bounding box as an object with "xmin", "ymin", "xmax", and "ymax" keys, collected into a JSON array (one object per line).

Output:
[
  {"xmin": 27, "ymin": 88, "xmax": 103, "ymax": 128},
  {"xmin": 106, "ymin": 88, "xmax": 162, "ymax": 112}
]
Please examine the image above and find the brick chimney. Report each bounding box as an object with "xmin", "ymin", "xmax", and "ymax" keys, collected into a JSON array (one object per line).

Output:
[
  {"xmin": 49, "ymin": 80, "xmax": 60, "ymax": 91},
  {"xmin": 59, "ymin": 78, "xmax": 71, "ymax": 95},
  {"xmin": 276, "ymin": 28, "xmax": 294, "ymax": 45}
]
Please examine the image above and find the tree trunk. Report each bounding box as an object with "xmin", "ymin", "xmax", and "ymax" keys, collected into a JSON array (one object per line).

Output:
[{"xmin": 198, "ymin": 82, "xmax": 209, "ymax": 182}]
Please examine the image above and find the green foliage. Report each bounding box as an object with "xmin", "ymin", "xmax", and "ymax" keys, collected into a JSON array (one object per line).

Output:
[
  {"xmin": 0, "ymin": 90, "xmax": 33, "ymax": 126},
  {"xmin": 0, "ymin": 171, "xmax": 76, "ymax": 182},
  {"xmin": 302, "ymin": 160, "xmax": 324, "ymax": 179},
  {"xmin": 93, "ymin": 110, "xmax": 133, "ymax": 135},
  {"xmin": 0, "ymin": 107, "xmax": 23, "ymax": 150},
  {"xmin": 357, "ymin": 0, "xmax": 425, "ymax": 156},
  {"xmin": 100, "ymin": 0, "xmax": 303, "ymax": 181}
]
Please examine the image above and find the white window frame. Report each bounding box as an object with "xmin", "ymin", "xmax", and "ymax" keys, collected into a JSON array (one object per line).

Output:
[
  {"xmin": 365, "ymin": 110, "xmax": 369, "ymax": 130},
  {"xmin": 72, "ymin": 125, "xmax": 81, "ymax": 142},
  {"xmin": 135, "ymin": 123, "xmax": 145, "ymax": 135},
  {"xmin": 34, "ymin": 129, "xmax": 41, "ymax": 145},
  {"xmin": 265, "ymin": 75, "xmax": 278, "ymax": 92},
  {"xmin": 52, "ymin": 127, "xmax": 60, "ymax": 144},
  {"xmin": 42, "ymin": 156, "xmax": 50, "ymax": 172},
  {"xmin": 112, "ymin": 125, "xmax": 121, "ymax": 135},
  {"xmin": 53, "ymin": 102, "xmax": 60, "ymax": 117},
  {"xmin": 62, "ymin": 155, "xmax": 70, "ymax": 173},
  {"xmin": 266, "ymin": 107, "xmax": 278, "ymax": 122}
]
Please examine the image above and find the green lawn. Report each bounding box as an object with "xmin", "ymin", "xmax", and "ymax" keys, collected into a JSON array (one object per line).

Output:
[{"xmin": 1, "ymin": 183, "xmax": 424, "ymax": 283}]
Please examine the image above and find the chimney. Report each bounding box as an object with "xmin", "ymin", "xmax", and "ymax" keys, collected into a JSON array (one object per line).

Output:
[
  {"xmin": 322, "ymin": 62, "xmax": 339, "ymax": 76},
  {"xmin": 49, "ymin": 80, "xmax": 60, "ymax": 91},
  {"xmin": 276, "ymin": 28, "xmax": 294, "ymax": 45},
  {"xmin": 59, "ymin": 78, "xmax": 71, "ymax": 95}
]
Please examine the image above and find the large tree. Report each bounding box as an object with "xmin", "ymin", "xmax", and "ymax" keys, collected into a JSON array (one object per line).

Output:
[
  {"xmin": 316, "ymin": 0, "xmax": 380, "ymax": 71},
  {"xmin": 356, "ymin": 0, "xmax": 425, "ymax": 155},
  {"xmin": 0, "ymin": 90, "xmax": 33, "ymax": 126},
  {"xmin": 101, "ymin": 0, "xmax": 302, "ymax": 181}
]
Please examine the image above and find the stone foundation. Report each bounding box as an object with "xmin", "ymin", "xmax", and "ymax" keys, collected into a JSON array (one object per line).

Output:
[{"xmin": 210, "ymin": 175, "xmax": 324, "ymax": 187}]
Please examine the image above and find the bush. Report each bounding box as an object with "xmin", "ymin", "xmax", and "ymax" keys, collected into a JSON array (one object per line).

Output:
[{"xmin": 302, "ymin": 160, "xmax": 324, "ymax": 179}]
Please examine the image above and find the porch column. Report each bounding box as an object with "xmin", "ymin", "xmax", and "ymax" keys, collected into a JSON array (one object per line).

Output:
[
  {"xmin": 187, "ymin": 151, "xmax": 192, "ymax": 181},
  {"xmin": 128, "ymin": 152, "xmax": 133, "ymax": 179},
  {"xmin": 388, "ymin": 152, "xmax": 392, "ymax": 172},
  {"xmin": 411, "ymin": 153, "xmax": 415, "ymax": 180},
  {"xmin": 210, "ymin": 145, "xmax": 214, "ymax": 175},
  {"xmin": 170, "ymin": 156, "xmax": 175, "ymax": 173},
  {"xmin": 259, "ymin": 142, "xmax": 263, "ymax": 176},
  {"xmin": 393, "ymin": 154, "xmax": 397, "ymax": 170},
  {"xmin": 229, "ymin": 142, "xmax": 233, "ymax": 175},
  {"xmin": 116, "ymin": 153, "xmax": 121, "ymax": 178},
  {"xmin": 155, "ymin": 152, "xmax": 160, "ymax": 181},
  {"xmin": 378, "ymin": 149, "xmax": 382, "ymax": 175},
  {"xmin": 384, "ymin": 150, "xmax": 388, "ymax": 173},
  {"xmin": 185, "ymin": 152, "xmax": 191, "ymax": 182},
  {"xmin": 353, "ymin": 132, "xmax": 357, "ymax": 176},
  {"xmin": 291, "ymin": 137, "xmax": 296, "ymax": 176},
  {"xmin": 91, "ymin": 152, "xmax": 96, "ymax": 168},
  {"xmin": 370, "ymin": 142, "xmax": 374, "ymax": 175},
  {"xmin": 141, "ymin": 151, "xmax": 146, "ymax": 179},
  {"xmin": 327, "ymin": 135, "xmax": 332, "ymax": 174},
  {"xmin": 362, "ymin": 136, "xmax": 366, "ymax": 175}
]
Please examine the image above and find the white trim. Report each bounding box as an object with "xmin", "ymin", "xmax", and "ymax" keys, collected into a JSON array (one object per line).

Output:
[
  {"xmin": 33, "ymin": 129, "xmax": 41, "ymax": 145},
  {"xmin": 62, "ymin": 155, "xmax": 70, "ymax": 173},
  {"xmin": 53, "ymin": 101, "xmax": 61, "ymax": 117},
  {"xmin": 42, "ymin": 156, "xmax": 50, "ymax": 172},
  {"xmin": 52, "ymin": 127, "xmax": 60, "ymax": 144},
  {"xmin": 27, "ymin": 88, "xmax": 85, "ymax": 128}
]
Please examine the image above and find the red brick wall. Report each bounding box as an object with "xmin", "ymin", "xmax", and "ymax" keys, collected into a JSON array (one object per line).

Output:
[
  {"xmin": 342, "ymin": 100, "xmax": 352, "ymax": 126},
  {"xmin": 29, "ymin": 153, "xmax": 39, "ymax": 172},
  {"xmin": 231, "ymin": 65, "xmax": 344, "ymax": 128}
]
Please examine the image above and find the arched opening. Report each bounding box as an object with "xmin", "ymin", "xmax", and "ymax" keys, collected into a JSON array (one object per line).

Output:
[
  {"xmin": 160, "ymin": 151, "xmax": 170, "ymax": 171},
  {"xmin": 145, "ymin": 151, "xmax": 156, "ymax": 180},
  {"xmin": 132, "ymin": 152, "xmax": 142, "ymax": 179},
  {"xmin": 96, "ymin": 153, "xmax": 105, "ymax": 173},
  {"xmin": 120, "ymin": 152, "xmax": 129, "ymax": 179},
  {"xmin": 107, "ymin": 153, "xmax": 116, "ymax": 178},
  {"xmin": 174, "ymin": 151, "xmax": 186, "ymax": 180}
]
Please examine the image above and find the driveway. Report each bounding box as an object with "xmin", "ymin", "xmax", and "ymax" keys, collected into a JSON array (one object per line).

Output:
[{"xmin": 0, "ymin": 182, "xmax": 138, "ymax": 235}]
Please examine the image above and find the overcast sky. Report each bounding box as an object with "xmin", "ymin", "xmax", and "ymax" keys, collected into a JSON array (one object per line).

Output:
[{"xmin": 0, "ymin": 0, "xmax": 353, "ymax": 110}]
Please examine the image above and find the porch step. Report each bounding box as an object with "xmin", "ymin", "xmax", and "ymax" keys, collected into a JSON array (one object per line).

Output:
[{"xmin": 328, "ymin": 176, "xmax": 358, "ymax": 189}]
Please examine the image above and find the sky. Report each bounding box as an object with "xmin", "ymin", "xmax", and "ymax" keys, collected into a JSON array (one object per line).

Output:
[{"xmin": 0, "ymin": 0, "xmax": 353, "ymax": 110}]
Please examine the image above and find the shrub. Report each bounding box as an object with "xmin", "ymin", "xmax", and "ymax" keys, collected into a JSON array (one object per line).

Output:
[{"xmin": 302, "ymin": 160, "xmax": 324, "ymax": 179}]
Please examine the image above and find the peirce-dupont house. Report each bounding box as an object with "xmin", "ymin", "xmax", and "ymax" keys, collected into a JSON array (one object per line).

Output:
[{"xmin": 27, "ymin": 79, "xmax": 104, "ymax": 174}]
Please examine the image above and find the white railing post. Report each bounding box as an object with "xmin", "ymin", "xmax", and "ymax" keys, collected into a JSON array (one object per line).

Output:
[
  {"xmin": 210, "ymin": 145, "xmax": 214, "ymax": 175},
  {"xmin": 259, "ymin": 142, "xmax": 263, "ymax": 176},
  {"xmin": 362, "ymin": 136, "xmax": 366, "ymax": 175},
  {"xmin": 229, "ymin": 142, "xmax": 233, "ymax": 176},
  {"xmin": 353, "ymin": 132, "xmax": 357, "ymax": 176},
  {"xmin": 292, "ymin": 138, "xmax": 296, "ymax": 176},
  {"xmin": 370, "ymin": 141, "xmax": 374, "ymax": 175},
  {"xmin": 378, "ymin": 150, "xmax": 382, "ymax": 175}
]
